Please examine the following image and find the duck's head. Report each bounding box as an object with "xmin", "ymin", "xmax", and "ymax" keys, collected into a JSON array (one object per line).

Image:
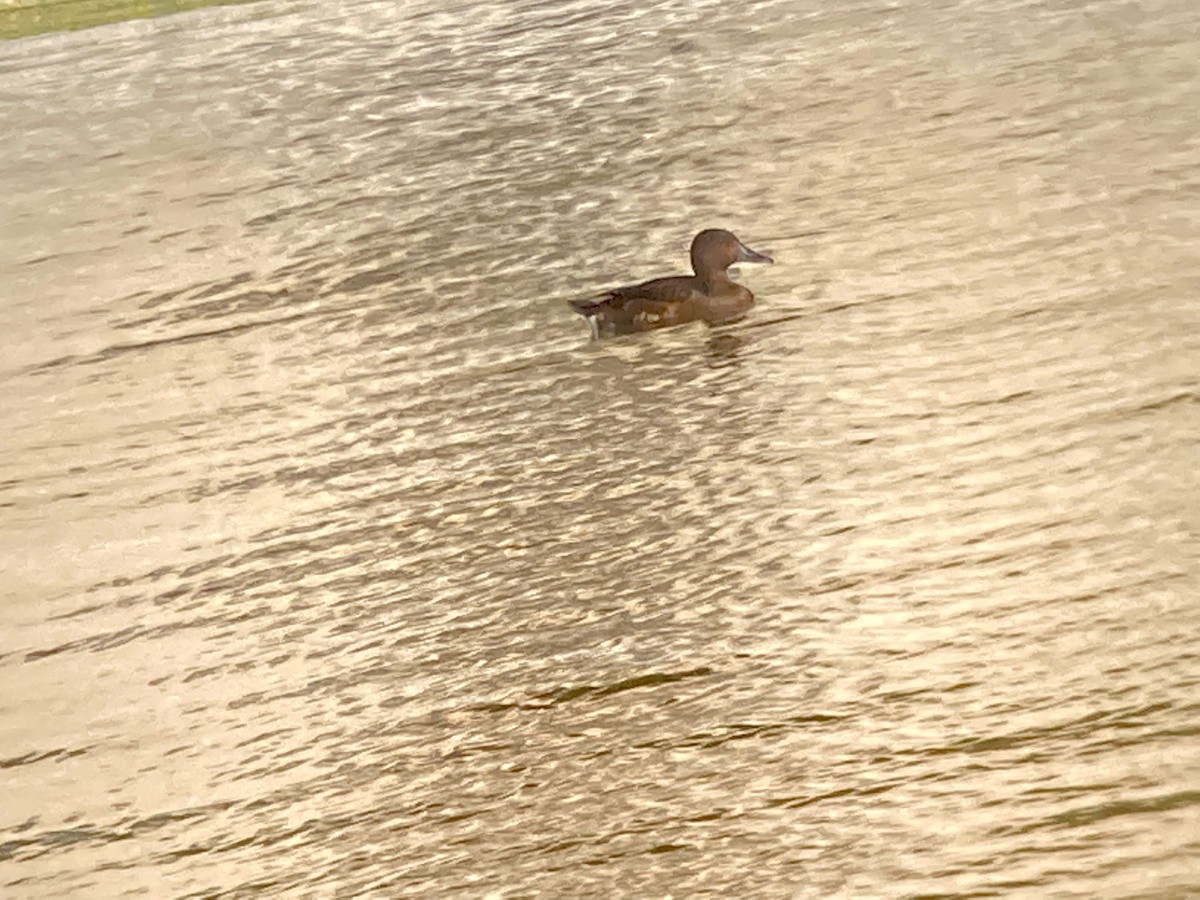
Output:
[{"xmin": 690, "ymin": 228, "xmax": 774, "ymax": 278}]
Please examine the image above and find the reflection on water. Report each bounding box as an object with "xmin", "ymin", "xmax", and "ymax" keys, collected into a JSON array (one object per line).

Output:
[{"xmin": 2, "ymin": 0, "xmax": 1199, "ymax": 895}]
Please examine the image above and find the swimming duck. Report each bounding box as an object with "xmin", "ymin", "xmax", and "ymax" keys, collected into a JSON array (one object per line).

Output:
[{"xmin": 568, "ymin": 228, "xmax": 773, "ymax": 338}]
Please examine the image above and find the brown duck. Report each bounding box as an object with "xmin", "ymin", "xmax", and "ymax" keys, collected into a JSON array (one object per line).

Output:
[{"xmin": 568, "ymin": 228, "xmax": 774, "ymax": 338}]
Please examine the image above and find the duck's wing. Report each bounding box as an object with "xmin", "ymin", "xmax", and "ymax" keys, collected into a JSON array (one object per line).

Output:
[
  {"xmin": 568, "ymin": 276, "xmax": 694, "ymax": 315},
  {"xmin": 567, "ymin": 276, "xmax": 700, "ymax": 335},
  {"xmin": 605, "ymin": 277, "xmax": 702, "ymax": 331},
  {"xmin": 605, "ymin": 275, "xmax": 696, "ymax": 310}
]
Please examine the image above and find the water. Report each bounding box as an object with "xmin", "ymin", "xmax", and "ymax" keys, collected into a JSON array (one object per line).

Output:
[{"xmin": 2, "ymin": 0, "xmax": 1198, "ymax": 895}]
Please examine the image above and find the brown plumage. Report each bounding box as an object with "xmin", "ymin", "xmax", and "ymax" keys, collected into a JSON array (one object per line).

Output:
[{"xmin": 569, "ymin": 228, "xmax": 773, "ymax": 338}]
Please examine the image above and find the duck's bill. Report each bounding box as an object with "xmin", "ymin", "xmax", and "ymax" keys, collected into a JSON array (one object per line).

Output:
[{"xmin": 735, "ymin": 242, "xmax": 774, "ymax": 264}]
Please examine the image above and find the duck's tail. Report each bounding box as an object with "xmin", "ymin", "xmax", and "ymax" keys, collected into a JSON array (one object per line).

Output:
[
  {"xmin": 567, "ymin": 295, "xmax": 608, "ymax": 316},
  {"xmin": 567, "ymin": 295, "xmax": 608, "ymax": 340}
]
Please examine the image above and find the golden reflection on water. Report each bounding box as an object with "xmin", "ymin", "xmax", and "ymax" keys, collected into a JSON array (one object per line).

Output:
[{"xmin": 1, "ymin": 0, "xmax": 1198, "ymax": 895}]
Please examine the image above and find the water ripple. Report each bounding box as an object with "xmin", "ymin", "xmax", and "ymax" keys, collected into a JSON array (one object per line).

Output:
[{"xmin": 1, "ymin": 0, "xmax": 1198, "ymax": 896}]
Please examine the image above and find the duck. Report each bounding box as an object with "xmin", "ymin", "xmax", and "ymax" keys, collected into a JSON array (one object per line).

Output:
[{"xmin": 568, "ymin": 228, "xmax": 773, "ymax": 339}]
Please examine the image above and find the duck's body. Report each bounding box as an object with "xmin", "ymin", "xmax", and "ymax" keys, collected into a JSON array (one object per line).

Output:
[{"xmin": 569, "ymin": 229, "xmax": 773, "ymax": 339}]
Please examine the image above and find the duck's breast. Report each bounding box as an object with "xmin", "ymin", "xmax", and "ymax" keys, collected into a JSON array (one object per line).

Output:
[{"xmin": 696, "ymin": 285, "xmax": 754, "ymax": 324}]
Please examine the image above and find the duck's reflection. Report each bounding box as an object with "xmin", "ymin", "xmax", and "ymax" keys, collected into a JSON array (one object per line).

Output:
[{"xmin": 704, "ymin": 330, "xmax": 751, "ymax": 367}]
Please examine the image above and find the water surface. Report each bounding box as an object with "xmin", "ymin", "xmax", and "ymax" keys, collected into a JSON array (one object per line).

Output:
[{"xmin": 1, "ymin": 0, "xmax": 1198, "ymax": 895}]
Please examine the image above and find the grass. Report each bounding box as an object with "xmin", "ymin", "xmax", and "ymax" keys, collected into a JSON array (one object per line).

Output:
[{"xmin": 0, "ymin": 0, "xmax": 258, "ymax": 41}]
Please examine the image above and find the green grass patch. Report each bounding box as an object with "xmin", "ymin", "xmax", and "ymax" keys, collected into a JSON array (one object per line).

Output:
[{"xmin": 1, "ymin": 0, "xmax": 260, "ymax": 41}]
